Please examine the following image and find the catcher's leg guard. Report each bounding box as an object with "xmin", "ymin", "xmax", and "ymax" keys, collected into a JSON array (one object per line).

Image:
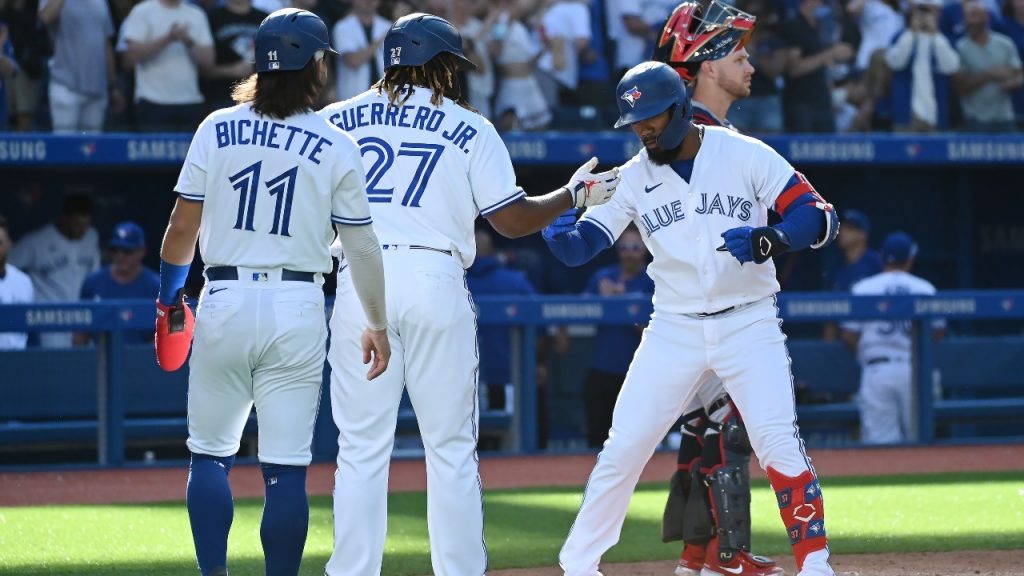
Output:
[
  {"xmin": 705, "ymin": 407, "xmax": 754, "ymax": 558},
  {"xmin": 681, "ymin": 448, "xmax": 715, "ymax": 543},
  {"xmin": 766, "ymin": 466, "xmax": 828, "ymax": 571},
  {"xmin": 663, "ymin": 409, "xmax": 706, "ymax": 542}
]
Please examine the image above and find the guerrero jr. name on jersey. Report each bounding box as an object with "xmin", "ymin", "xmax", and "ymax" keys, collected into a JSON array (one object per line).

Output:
[
  {"xmin": 326, "ymin": 102, "xmax": 478, "ymax": 153},
  {"xmin": 640, "ymin": 192, "xmax": 754, "ymax": 237}
]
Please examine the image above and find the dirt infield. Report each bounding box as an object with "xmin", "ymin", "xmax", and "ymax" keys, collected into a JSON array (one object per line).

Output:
[
  {"xmin": 489, "ymin": 550, "xmax": 1024, "ymax": 576},
  {"xmin": 2, "ymin": 443, "xmax": 1021, "ymax": 507},
  {"xmin": 2, "ymin": 444, "xmax": 1022, "ymax": 575}
]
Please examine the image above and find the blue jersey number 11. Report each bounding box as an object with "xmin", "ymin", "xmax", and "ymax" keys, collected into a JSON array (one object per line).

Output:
[{"xmin": 230, "ymin": 161, "xmax": 298, "ymax": 236}]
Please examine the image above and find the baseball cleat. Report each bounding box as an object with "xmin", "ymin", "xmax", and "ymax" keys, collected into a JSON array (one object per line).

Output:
[
  {"xmin": 702, "ymin": 537, "xmax": 784, "ymax": 576},
  {"xmin": 700, "ymin": 551, "xmax": 785, "ymax": 576}
]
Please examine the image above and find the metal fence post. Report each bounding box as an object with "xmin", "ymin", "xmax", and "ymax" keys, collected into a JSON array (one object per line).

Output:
[
  {"xmin": 105, "ymin": 325, "xmax": 126, "ymax": 466},
  {"xmin": 916, "ymin": 318, "xmax": 935, "ymax": 443},
  {"xmin": 520, "ymin": 324, "xmax": 538, "ymax": 453}
]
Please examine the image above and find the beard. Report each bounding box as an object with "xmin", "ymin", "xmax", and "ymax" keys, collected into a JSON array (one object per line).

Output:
[
  {"xmin": 719, "ymin": 76, "xmax": 752, "ymax": 100},
  {"xmin": 646, "ymin": 139, "xmax": 685, "ymax": 165}
]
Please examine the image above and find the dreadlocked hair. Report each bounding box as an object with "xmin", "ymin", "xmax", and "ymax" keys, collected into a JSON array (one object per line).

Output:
[{"xmin": 372, "ymin": 52, "xmax": 477, "ymax": 113}]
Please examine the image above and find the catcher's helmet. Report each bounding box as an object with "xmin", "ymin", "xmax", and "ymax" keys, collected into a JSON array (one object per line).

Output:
[
  {"xmin": 254, "ymin": 8, "xmax": 336, "ymax": 73},
  {"xmin": 383, "ymin": 12, "xmax": 476, "ymax": 72},
  {"xmin": 653, "ymin": 0, "xmax": 756, "ymax": 83},
  {"xmin": 614, "ymin": 61, "xmax": 692, "ymax": 150}
]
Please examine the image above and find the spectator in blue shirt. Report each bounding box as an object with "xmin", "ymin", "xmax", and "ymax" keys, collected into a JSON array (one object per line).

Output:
[
  {"xmin": 466, "ymin": 226, "xmax": 537, "ymax": 414},
  {"xmin": 75, "ymin": 221, "xmax": 160, "ymax": 345},
  {"xmin": 581, "ymin": 225, "xmax": 654, "ymax": 448}
]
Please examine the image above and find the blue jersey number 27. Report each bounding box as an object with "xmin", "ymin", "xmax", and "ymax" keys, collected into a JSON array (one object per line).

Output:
[
  {"xmin": 230, "ymin": 161, "xmax": 298, "ymax": 236},
  {"xmin": 358, "ymin": 137, "xmax": 444, "ymax": 207}
]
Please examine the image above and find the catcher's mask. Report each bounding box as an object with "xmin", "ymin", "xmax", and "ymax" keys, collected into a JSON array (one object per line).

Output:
[{"xmin": 653, "ymin": 0, "xmax": 756, "ymax": 83}]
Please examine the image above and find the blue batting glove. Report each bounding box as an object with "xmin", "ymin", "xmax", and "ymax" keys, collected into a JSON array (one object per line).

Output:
[{"xmin": 718, "ymin": 227, "xmax": 754, "ymax": 263}]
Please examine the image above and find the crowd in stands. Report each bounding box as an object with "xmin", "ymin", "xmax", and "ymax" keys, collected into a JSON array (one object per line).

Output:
[{"xmin": 0, "ymin": 0, "xmax": 1021, "ymax": 133}]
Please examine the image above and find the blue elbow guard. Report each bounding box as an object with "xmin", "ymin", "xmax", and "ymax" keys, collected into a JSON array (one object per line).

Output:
[{"xmin": 776, "ymin": 203, "xmax": 836, "ymax": 252}]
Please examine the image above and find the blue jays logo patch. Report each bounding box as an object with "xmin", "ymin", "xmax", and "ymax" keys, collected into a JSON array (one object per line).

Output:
[
  {"xmin": 805, "ymin": 479, "xmax": 821, "ymax": 503},
  {"xmin": 621, "ymin": 86, "xmax": 642, "ymax": 108},
  {"xmin": 806, "ymin": 519, "xmax": 826, "ymax": 539}
]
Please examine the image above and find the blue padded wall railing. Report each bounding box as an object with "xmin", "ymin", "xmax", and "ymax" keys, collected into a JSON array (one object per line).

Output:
[{"xmin": 2, "ymin": 291, "xmax": 1024, "ymax": 467}]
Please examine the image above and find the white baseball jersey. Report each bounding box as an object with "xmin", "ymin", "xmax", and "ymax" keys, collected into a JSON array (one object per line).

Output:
[
  {"xmin": 559, "ymin": 126, "xmax": 834, "ymax": 576},
  {"xmin": 9, "ymin": 224, "xmax": 100, "ymax": 303},
  {"xmin": 581, "ymin": 126, "xmax": 798, "ymax": 315},
  {"xmin": 0, "ymin": 264, "xmax": 34, "ymax": 350},
  {"xmin": 175, "ymin": 104, "xmax": 371, "ymax": 273},
  {"xmin": 843, "ymin": 270, "xmax": 943, "ymax": 364},
  {"xmin": 319, "ymin": 88, "xmax": 526, "ymax": 268}
]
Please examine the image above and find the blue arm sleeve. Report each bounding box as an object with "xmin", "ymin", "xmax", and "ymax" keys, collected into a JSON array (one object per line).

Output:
[
  {"xmin": 542, "ymin": 209, "xmax": 613, "ymax": 266},
  {"xmin": 774, "ymin": 203, "xmax": 826, "ymax": 252}
]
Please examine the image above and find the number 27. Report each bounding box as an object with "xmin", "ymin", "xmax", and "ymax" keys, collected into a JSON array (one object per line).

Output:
[{"xmin": 358, "ymin": 137, "xmax": 444, "ymax": 207}]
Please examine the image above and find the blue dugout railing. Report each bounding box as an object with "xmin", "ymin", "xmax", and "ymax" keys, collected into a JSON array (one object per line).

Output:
[{"xmin": 2, "ymin": 290, "xmax": 1024, "ymax": 466}]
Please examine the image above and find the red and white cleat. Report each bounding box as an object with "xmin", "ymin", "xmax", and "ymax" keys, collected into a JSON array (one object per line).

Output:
[{"xmin": 701, "ymin": 538, "xmax": 785, "ymax": 576}]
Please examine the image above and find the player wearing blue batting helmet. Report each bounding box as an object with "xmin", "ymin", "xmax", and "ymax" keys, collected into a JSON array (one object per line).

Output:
[
  {"xmin": 374, "ymin": 12, "xmax": 477, "ymax": 110},
  {"xmin": 615, "ymin": 61, "xmax": 693, "ymax": 155},
  {"xmin": 254, "ymin": 8, "xmax": 337, "ymax": 73},
  {"xmin": 383, "ymin": 12, "xmax": 476, "ymax": 72}
]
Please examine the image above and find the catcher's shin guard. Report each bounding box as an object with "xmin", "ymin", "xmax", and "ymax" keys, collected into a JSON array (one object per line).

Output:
[
  {"xmin": 663, "ymin": 409, "xmax": 706, "ymax": 542},
  {"xmin": 705, "ymin": 409, "xmax": 754, "ymax": 555},
  {"xmin": 663, "ymin": 457, "xmax": 697, "ymax": 542},
  {"xmin": 682, "ymin": 456, "xmax": 714, "ymax": 543},
  {"xmin": 766, "ymin": 467, "xmax": 828, "ymax": 571}
]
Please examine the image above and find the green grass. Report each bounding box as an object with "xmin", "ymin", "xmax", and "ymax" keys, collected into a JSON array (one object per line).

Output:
[{"xmin": 0, "ymin": 471, "xmax": 1021, "ymax": 575}]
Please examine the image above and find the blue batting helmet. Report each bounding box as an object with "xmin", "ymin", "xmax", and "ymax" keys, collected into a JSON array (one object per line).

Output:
[
  {"xmin": 383, "ymin": 12, "xmax": 476, "ymax": 72},
  {"xmin": 254, "ymin": 9, "xmax": 336, "ymax": 73},
  {"xmin": 614, "ymin": 61, "xmax": 692, "ymax": 150}
]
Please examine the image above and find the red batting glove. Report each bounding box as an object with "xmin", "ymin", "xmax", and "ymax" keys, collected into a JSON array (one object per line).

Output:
[{"xmin": 155, "ymin": 289, "xmax": 194, "ymax": 372}]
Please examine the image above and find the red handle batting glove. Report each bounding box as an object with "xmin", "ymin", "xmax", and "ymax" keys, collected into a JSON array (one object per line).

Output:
[{"xmin": 155, "ymin": 288, "xmax": 194, "ymax": 372}]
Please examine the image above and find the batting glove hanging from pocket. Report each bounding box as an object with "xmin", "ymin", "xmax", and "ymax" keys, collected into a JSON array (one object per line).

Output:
[{"xmin": 564, "ymin": 157, "xmax": 621, "ymax": 208}]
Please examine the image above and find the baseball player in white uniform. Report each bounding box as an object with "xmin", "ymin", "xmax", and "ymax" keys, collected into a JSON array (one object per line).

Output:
[
  {"xmin": 156, "ymin": 10, "xmax": 390, "ymax": 576},
  {"xmin": 841, "ymin": 232, "xmax": 945, "ymax": 444},
  {"xmin": 653, "ymin": 4, "xmax": 782, "ymax": 575},
  {"xmin": 319, "ymin": 13, "xmax": 619, "ymax": 576},
  {"xmin": 544, "ymin": 61, "xmax": 840, "ymax": 576}
]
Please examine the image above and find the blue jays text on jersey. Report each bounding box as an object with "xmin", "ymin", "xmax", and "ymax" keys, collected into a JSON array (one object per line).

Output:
[
  {"xmin": 325, "ymin": 101, "xmax": 478, "ymax": 153},
  {"xmin": 639, "ymin": 193, "xmax": 754, "ymax": 237},
  {"xmin": 214, "ymin": 119, "xmax": 334, "ymax": 164}
]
